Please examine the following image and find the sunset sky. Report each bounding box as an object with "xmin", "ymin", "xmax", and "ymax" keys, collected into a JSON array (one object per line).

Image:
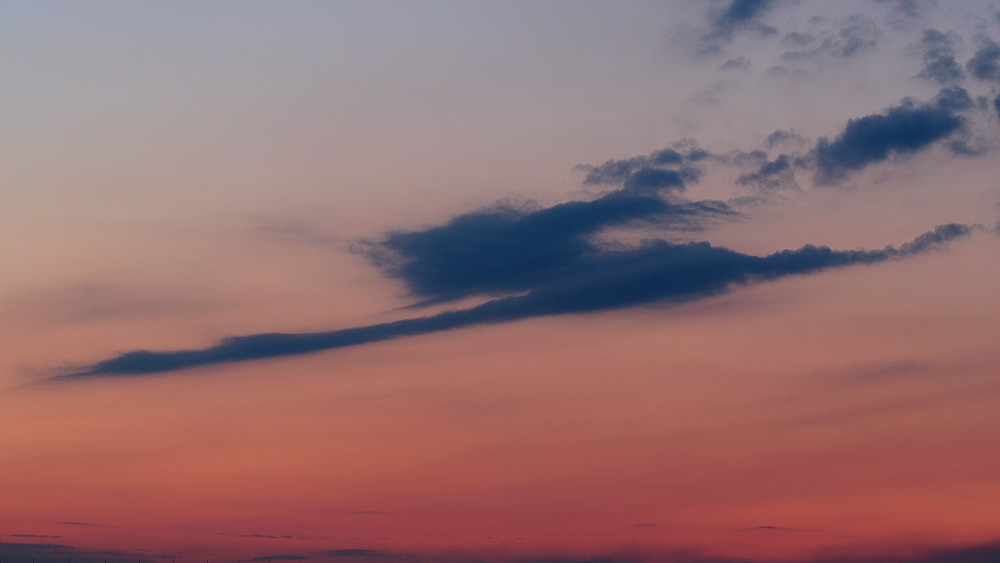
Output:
[{"xmin": 2, "ymin": 1, "xmax": 1000, "ymax": 562}]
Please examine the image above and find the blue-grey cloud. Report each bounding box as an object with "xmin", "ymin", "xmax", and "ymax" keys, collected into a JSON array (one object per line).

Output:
[
  {"xmin": 57, "ymin": 222, "xmax": 972, "ymax": 378},
  {"xmin": 813, "ymin": 89, "xmax": 970, "ymax": 184},
  {"xmin": 50, "ymin": 86, "xmax": 990, "ymax": 380},
  {"xmin": 378, "ymin": 195, "xmax": 731, "ymax": 305},
  {"xmin": 575, "ymin": 145, "xmax": 706, "ymax": 189},
  {"xmin": 708, "ymin": 0, "xmax": 776, "ymax": 39},
  {"xmin": 696, "ymin": 0, "xmax": 777, "ymax": 56},
  {"xmin": 736, "ymin": 154, "xmax": 798, "ymax": 191},
  {"xmin": 966, "ymin": 38, "xmax": 1000, "ymax": 82},
  {"xmin": 932, "ymin": 86, "xmax": 975, "ymax": 112},
  {"xmin": 917, "ymin": 29, "xmax": 966, "ymax": 84},
  {"xmin": 0, "ymin": 540, "xmax": 138, "ymax": 563}
]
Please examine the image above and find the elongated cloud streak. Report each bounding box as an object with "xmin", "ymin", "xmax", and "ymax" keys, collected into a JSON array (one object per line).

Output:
[{"xmin": 59, "ymin": 224, "xmax": 972, "ymax": 378}]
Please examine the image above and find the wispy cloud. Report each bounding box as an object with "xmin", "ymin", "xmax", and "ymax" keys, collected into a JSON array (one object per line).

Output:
[{"xmin": 780, "ymin": 14, "xmax": 880, "ymax": 60}]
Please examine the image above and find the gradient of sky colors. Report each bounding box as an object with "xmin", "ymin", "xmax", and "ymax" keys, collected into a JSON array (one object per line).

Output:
[{"xmin": 2, "ymin": 1, "xmax": 1000, "ymax": 562}]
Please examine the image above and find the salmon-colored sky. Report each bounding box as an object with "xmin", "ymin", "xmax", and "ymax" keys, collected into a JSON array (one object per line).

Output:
[{"xmin": 2, "ymin": 2, "xmax": 1000, "ymax": 562}]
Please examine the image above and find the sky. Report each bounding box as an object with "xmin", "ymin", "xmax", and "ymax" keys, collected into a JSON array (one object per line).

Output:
[{"xmin": 2, "ymin": 0, "xmax": 1000, "ymax": 561}]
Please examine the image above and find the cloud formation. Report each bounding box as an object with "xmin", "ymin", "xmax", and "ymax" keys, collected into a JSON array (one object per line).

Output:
[
  {"xmin": 48, "ymin": 8, "xmax": 1000, "ymax": 381},
  {"xmin": 966, "ymin": 39, "xmax": 1000, "ymax": 82},
  {"xmin": 0, "ymin": 540, "xmax": 137, "ymax": 563},
  {"xmin": 812, "ymin": 89, "xmax": 970, "ymax": 184},
  {"xmin": 707, "ymin": 0, "xmax": 776, "ymax": 41},
  {"xmin": 51, "ymin": 68, "xmax": 994, "ymax": 381},
  {"xmin": 695, "ymin": 0, "xmax": 777, "ymax": 56},
  {"xmin": 59, "ymin": 222, "xmax": 973, "ymax": 378},
  {"xmin": 917, "ymin": 29, "xmax": 965, "ymax": 84},
  {"xmin": 736, "ymin": 154, "xmax": 798, "ymax": 191}
]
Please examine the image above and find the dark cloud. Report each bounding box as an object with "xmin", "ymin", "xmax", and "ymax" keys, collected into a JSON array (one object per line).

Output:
[
  {"xmin": 57, "ymin": 222, "xmax": 972, "ymax": 378},
  {"xmin": 736, "ymin": 154, "xmax": 798, "ymax": 191},
  {"xmin": 695, "ymin": 0, "xmax": 777, "ymax": 56},
  {"xmin": 707, "ymin": 0, "xmax": 777, "ymax": 40},
  {"xmin": 0, "ymin": 541, "xmax": 74, "ymax": 563},
  {"xmin": 917, "ymin": 29, "xmax": 966, "ymax": 84},
  {"xmin": 932, "ymin": 86, "xmax": 975, "ymax": 112},
  {"xmin": 576, "ymin": 145, "xmax": 704, "ymax": 188},
  {"xmin": 0, "ymin": 540, "xmax": 137, "ymax": 563},
  {"xmin": 813, "ymin": 90, "xmax": 969, "ymax": 184},
  {"xmin": 377, "ymin": 188, "xmax": 731, "ymax": 305},
  {"xmin": 48, "ymin": 86, "xmax": 989, "ymax": 380},
  {"xmin": 966, "ymin": 38, "xmax": 1000, "ymax": 82},
  {"xmin": 249, "ymin": 556, "xmax": 309, "ymax": 561}
]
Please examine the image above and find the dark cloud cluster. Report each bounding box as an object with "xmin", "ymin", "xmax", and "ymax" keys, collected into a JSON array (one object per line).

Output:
[
  {"xmin": 736, "ymin": 154, "xmax": 798, "ymax": 191},
  {"xmin": 696, "ymin": 0, "xmax": 777, "ymax": 56},
  {"xmin": 54, "ymin": 84, "xmax": 988, "ymax": 379},
  {"xmin": 917, "ymin": 29, "xmax": 965, "ymax": 84},
  {"xmin": 51, "ymin": 4, "xmax": 1000, "ymax": 381},
  {"xmin": 966, "ymin": 38, "xmax": 1000, "ymax": 82},
  {"xmin": 575, "ymin": 145, "xmax": 706, "ymax": 191},
  {"xmin": 707, "ymin": 0, "xmax": 776, "ymax": 40},
  {"xmin": 813, "ymin": 89, "xmax": 969, "ymax": 184},
  {"xmin": 0, "ymin": 540, "xmax": 137, "ymax": 563},
  {"xmin": 378, "ymin": 147, "xmax": 731, "ymax": 307}
]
